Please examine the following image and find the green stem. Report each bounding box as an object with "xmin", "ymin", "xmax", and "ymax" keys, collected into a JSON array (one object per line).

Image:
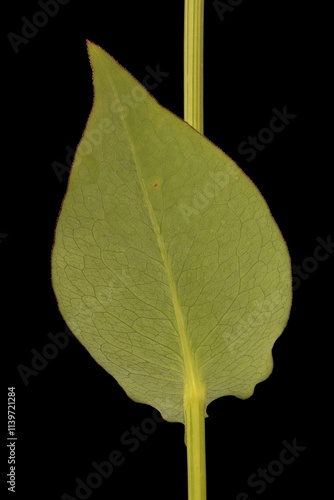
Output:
[
  {"xmin": 184, "ymin": 0, "xmax": 206, "ymax": 500},
  {"xmin": 183, "ymin": 1, "xmax": 206, "ymax": 499},
  {"xmin": 184, "ymin": 386, "xmax": 207, "ymax": 500},
  {"xmin": 184, "ymin": 0, "xmax": 204, "ymax": 134}
]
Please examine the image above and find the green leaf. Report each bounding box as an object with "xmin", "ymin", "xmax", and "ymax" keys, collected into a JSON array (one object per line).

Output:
[{"xmin": 51, "ymin": 42, "xmax": 292, "ymax": 423}]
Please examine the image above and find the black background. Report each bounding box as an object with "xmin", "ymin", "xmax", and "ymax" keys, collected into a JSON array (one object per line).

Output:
[{"xmin": 2, "ymin": 1, "xmax": 332, "ymax": 499}]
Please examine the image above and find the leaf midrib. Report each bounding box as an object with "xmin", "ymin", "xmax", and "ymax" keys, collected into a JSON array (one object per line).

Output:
[{"xmin": 102, "ymin": 58, "xmax": 204, "ymax": 401}]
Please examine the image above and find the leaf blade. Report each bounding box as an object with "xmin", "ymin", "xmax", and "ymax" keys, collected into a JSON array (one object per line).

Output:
[{"xmin": 51, "ymin": 42, "xmax": 292, "ymax": 422}]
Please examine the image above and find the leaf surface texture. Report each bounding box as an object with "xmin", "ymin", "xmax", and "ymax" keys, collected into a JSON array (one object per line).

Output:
[{"xmin": 52, "ymin": 43, "xmax": 292, "ymax": 422}]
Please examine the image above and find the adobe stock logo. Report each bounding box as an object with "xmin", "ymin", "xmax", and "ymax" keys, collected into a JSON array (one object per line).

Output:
[
  {"xmin": 213, "ymin": 0, "xmax": 245, "ymax": 22},
  {"xmin": 17, "ymin": 326, "xmax": 73, "ymax": 386},
  {"xmin": 51, "ymin": 64, "xmax": 170, "ymax": 183},
  {"xmin": 292, "ymin": 235, "xmax": 334, "ymax": 291},
  {"xmin": 7, "ymin": 0, "xmax": 71, "ymax": 54},
  {"xmin": 178, "ymin": 169, "xmax": 230, "ymax": 223},
  {"xmin": 61, "ymin": 409, "xmax": 164, "ymax": 500},
  {"xmin": 237, "ymin": 107, "xmax": 297, "ymax": 163},
  {"xmin": 236, "ymin": 438, "xmax": 306, "ymax": 499}
]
